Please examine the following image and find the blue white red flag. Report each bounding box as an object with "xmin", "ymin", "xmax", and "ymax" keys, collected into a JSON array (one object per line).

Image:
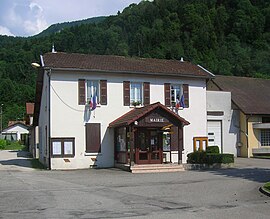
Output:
[
  {"xmin": 91, "ymin": 95, "xmax": 97, "ymax": 111},
  {"xmin": 180, "ymin": 94, "xmax": 185, "ymax": 108}
]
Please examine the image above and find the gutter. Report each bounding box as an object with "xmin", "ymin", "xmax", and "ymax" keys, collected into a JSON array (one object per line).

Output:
[
  {"xmin": 43, "ymin": 67, "xmax": 213, "ymax": 80},
  {"xmin": 47, "ymin": 69, "xmax": 52, "ymax": 170}
]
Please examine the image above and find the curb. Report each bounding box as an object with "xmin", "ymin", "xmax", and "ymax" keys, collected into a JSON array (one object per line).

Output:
[{"xmin": 259, "ymin": 186, "xmax": 270, "ymax": 197}]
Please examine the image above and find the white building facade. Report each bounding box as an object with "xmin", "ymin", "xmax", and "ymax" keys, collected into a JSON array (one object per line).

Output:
[{"xmin": 35, "ymin": 52, "xmax": 213, "ymax": 170}]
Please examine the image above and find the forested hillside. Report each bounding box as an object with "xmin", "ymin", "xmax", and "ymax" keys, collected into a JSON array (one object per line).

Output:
[{"xmin": 0, "ymin": 0, "xmax": 269, "ymax": 128}]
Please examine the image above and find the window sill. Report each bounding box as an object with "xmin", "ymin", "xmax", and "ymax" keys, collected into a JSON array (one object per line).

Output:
[
  {"xmin": 129, "ymin": 105, "xmax": 144, "ymax": 108},
  {"xmin": 85, "ymin": 152, "xmax": 102, "ymax": 156}
]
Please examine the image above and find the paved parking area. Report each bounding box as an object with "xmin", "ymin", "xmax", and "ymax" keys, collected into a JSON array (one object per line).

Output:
[
  {"xmin": 0, "ymin": 150, "xmax": 33, "ymax": 171},
  {"xmin": 0, "ymin": 154, "xmax": 269, "ymax": 219}
]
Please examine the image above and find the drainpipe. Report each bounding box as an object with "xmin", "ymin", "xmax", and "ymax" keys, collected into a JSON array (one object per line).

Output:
[{"xmin": 47, "ymin": 69, "xmax": 52, "ymax": 170}]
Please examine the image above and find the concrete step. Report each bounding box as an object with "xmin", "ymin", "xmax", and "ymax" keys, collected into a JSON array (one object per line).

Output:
[{"xmin": 130, "ymin": 164, "xmax": 184, "ymax": 173}]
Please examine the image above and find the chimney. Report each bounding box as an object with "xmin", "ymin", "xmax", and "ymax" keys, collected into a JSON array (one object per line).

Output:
[{"xmin": 52, "ymin": 44, "xmax": 56, "ymax": 53}]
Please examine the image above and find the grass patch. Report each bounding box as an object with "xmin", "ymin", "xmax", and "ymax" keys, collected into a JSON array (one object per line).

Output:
[
  {"xmin": 30, "ymin": 159, "xmax": 45, "ymax": 169},
  {"xmin": 0, "ymin": 140, "xmax": 27, "ymax": 151},
  {"xmin": 263, "ymin": 182, "xmax": 270, "ymax": 192}
]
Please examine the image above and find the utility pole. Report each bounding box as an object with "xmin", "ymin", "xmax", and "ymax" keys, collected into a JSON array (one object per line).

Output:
[{"xmin": 0, "ymin": 104, "xmax": 3, "ymax": 139}]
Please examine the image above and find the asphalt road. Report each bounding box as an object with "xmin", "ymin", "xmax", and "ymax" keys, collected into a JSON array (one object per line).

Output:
[{"xmin": 0, "ymin": 151, "xmax": 269, "ymax": 219}]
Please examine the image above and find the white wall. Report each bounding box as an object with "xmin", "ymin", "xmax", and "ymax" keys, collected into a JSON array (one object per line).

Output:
[
  {"xmin": 206, "ymin": 91, "xmax": 239, "ymax": 156},
  {"xmin": 38, "ymin": 70, "xmax": 50, "ymax": 167},
  {"xmin": 47, "ymin": 70, "xmax": 207, "ymax": 169}
]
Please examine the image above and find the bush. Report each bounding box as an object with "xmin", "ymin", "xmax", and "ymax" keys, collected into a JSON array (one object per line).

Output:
[
  {"xmin": 187, "ymin": 151, "xmax": 207, "ymax": 164},
  {"xmin": 0, "ymin": 139, "xmax": 7, "ymax": 149},
  {"xmin": 206, "ymin": 146, "xmax": 220, "ymax": 154},
  {"xmin": 187, "ymin": 151, "xmax": 234, "ymax": 164}
]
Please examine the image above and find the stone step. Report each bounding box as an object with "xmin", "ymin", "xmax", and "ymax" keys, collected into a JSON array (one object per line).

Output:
[{"xmin": 130, "ymin": 164, "xmax": 184, "ymax": 173}]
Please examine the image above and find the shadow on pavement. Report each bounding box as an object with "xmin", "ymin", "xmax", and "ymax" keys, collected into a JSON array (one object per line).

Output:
[
  {"xmin": 208, "ymin": 167, "xmax": 270, "ymax": 183},
  {"xmin": 0, "ymin": 159, "xmax": 33, "ymax": 168}
]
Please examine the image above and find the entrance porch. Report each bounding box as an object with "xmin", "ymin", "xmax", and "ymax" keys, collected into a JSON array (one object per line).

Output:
[{"xmin": 109, "ymin": 102, "xmax": 190, "ymax": 171}]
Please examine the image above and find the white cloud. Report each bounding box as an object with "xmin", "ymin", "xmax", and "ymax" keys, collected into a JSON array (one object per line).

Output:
[
  {"xmin": 0, "ymin": 25, "xmax": 14, "ymax": 36},
  {"xmin": 23, "ymin": 2, "xmax": 48, "ymax": 35},
  {"xmin": 0, "ymin": 0, "xmax": 142, "ymax": 36}
]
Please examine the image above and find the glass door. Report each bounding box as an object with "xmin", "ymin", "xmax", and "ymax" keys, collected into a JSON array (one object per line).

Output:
[{"xmin": 136, "ymin": 129, "xmax": 162, "ymax": 164}]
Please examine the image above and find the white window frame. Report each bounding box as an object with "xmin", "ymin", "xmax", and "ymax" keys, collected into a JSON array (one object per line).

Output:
[
  {"xmin": 261, "ymin": 129, "xmax": 270, "ymax": 146},
  {"xmin": 170, "ymin": 84, "xmax": 183, "ymax": 106},
  {"xmin": 130, "ymin": 82, "xmax": 143, "ymax": 106},
  {"xmin": 86, "ymin": 80, "xmax": 100, "ymax": 104}
]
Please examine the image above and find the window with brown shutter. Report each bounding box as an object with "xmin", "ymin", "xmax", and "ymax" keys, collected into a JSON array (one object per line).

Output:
[
  {"xmin": 164, "ymin": 83, "xmax": 171, "ymax": 106},
  {"xmin": 100, "ymin": 80, "xmax": 107, "ymax": 105},
  {"xmin": 170, "ymin": 126, "xmax": 179, "ymax": 151},
  {"xmin": 78, "ymin": 79, "xmax": 85, "ymax": 105},
  {"xmin": 85, "ymin": 123, "xmax": 101, "ymax": 153},
  {"xmin": 123, "ymin": 81, "xmax": 130, "ymax": 106},
  {"xmin": 183, "ymin": 84, "xmax": 189, "ymax": 108},
  {"xmin": 143, "ymin": 82, "xmax": 150, "ymax": 105}
]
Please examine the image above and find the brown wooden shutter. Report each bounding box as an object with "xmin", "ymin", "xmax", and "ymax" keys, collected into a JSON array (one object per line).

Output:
[
  {"xmin": 164, "ymin": 83, "xmax": 171, "ymax": 106},
  {"xmin": 78, "ymin": 79, "xmax": 85, "ymax": 105},
  {"xmin": 183, "ymin": 84, "xmax": 189, "ymax": 108},
  {"xmin": 123, "ymin": 81, "xmax": 130, "ymax": 106},
  {"xmin": 85, "ymin": 123, "xmax": 101, "ymax": 153},
  {"xmin": 143, "ymin": 82, "xmax": 150, "ymax": 105},
  {"xmin": 170, "ymin": 126, "xmax": 179, "ymax": 151},
  {"xmin": 100, "ymin": 80, "xmax": 107, "ymax": 105}
]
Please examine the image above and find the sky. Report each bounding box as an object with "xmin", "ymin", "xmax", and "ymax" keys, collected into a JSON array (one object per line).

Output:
[{"xmin": 0, "ymin": 0, "xmax": 142, "ymax": 37}]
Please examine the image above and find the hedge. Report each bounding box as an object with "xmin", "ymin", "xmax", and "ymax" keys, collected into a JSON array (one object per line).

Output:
[
  {"xmin": 206, "ymin": 146, "xmax": 220, "ymax": 154},
  {"xmin": 187, "ymin": 151, "xmax": 234, "ymax": 164}
]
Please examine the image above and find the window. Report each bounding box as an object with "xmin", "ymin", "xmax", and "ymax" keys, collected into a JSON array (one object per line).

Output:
[
  {"xmin": 78, "ymin": 79, "xmax": 107, "ymax": 105},
  {"xmin": 85, "ymin": 123, "xmax": 101, "ymax": 153},
  {"xmin": 262, "ymin": 117, "xmax": 270, "ymax": 123},
  {"xmin": 164, "ymin": 83, "xmax": 189, "ymax": 108},
  {"xmin": 171, "ymin": 84, "xmax": 182, "ymax": 106},
  {"xmin": 261, "ymin": 129, "xmax": 270, "ymax": 146},
  {"xmin": 130, "ymin": 82, "xmax": 143, "ymax": 105},
  {"xmin": 51, "ymin": 138, "xmax": 75, "ymax": 157},
  {"xmin": 86, "ymin": 80, "xmax": 100, "ymax": 104}
]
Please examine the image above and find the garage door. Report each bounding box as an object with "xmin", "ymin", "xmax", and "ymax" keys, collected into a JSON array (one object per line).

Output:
[{"xmin": 207, "ymin": 121, "xmax": 222, "ymax": 151}]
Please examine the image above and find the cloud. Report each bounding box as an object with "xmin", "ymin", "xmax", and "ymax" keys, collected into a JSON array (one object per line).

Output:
[
  {"xmin": 0, "ymin": 25, "xmax": 14, "ymax": 36},
  {"xmin": 23, "ymin": 2, "xmax": 48, "ymax": 35},
  {"xmin": 0, "ymin": 0, "xmax": 141, "ymax": 36}
]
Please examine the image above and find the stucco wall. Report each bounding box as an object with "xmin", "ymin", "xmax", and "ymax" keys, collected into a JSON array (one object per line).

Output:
[
  {"xmin": 38, "ymin": 71, "xmax": 50, "ymax": 167},
  {"xmin": 46, "ymin": 70, "xmax": 207, "ymax": 169},
  {"xmin": 206, "ymin": 91, "xmax": 238, "ymax": 156}
]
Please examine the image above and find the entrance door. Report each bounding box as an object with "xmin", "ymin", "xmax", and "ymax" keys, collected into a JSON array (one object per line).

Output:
[
  {"xmin": 207, "ymin": 120, "xmax": 222, "ymax": 152},
  {"xmin": 136, "ymin": 129, "xmax": 162, "ymax": 164}
]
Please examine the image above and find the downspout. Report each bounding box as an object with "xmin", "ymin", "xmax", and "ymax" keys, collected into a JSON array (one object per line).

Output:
[{"xmin": 47, "ymin": 69, "xmax": 52, "ymax": 170}]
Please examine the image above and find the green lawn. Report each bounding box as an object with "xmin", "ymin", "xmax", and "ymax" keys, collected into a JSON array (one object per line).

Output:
[
  {"xmin": 263, "ymin": 182, "xmax": 270, "ymax": 193},
  {"xmin": 0, "ymin": 141, "xmax": 27, "ymax": 151}
]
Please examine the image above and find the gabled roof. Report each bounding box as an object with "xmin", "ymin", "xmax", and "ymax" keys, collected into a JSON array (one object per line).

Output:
[
  {"xmin": 109, "ymin": 102, "xmax": 190, "ymax": 128},
  {"xmin": 3, "ymin": 122, "xmax": 29, "ymax": 132},
  {"xmin": 26, "ymin": 103, "xmax": 34, "ymax": 115},
  {"xmin": 42, "ymin": 52, "xmax": 213, "ymax": 79},
  {"xmin": 211, "ymin": 75, "xmax": 270, "ymax": 115}
]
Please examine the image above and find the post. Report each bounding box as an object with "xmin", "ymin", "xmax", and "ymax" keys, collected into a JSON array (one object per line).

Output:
[
  {"xmin": 0, "ymin": 104, "xmax": 3, "ymax": 138},
  {"xmin": 130, "ymin": 126, "xmax": 135, "ymax": 166}
]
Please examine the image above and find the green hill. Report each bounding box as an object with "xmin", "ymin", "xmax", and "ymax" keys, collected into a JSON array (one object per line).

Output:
[
  {"xmin": 34, "ymin": 16, "xmax": 106, "ymax": 37},
  {"xmin": 0, "ymin": 0, "xmax": 269, "ymax": 128}
]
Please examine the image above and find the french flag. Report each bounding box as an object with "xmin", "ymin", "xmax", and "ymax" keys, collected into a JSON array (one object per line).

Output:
[
  {"xmin": 90, "ymin": 95, "xmax": 97, "ymax": 111},
  {"xmin": 180, "ymin": 94, "xmax": 185, "ymax": 108},
  {"xmin": 175, "ymin": 99, "xmax": 180, "ymax": 109}
]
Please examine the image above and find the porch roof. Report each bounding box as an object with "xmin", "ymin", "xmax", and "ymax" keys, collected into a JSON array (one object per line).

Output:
[{"xmin": 109, "ymin": 102, "xmax": 190, "ymax": 128}]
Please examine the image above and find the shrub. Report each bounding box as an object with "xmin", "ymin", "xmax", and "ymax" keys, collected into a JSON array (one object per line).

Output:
[
  {"xmin": 0, "ymin": 139, "xmax": 7, "ymax": 149},
  {"xmin": 206, "ymin": 146, "xmax": 220, "ymax": 154},
  {"xmin": 187, "ymin": 152, "xmax": 234, "ymax": 164},
  {"xmin": 187, "ymin": 151, "xmax": 207, "ymax": 164}
]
